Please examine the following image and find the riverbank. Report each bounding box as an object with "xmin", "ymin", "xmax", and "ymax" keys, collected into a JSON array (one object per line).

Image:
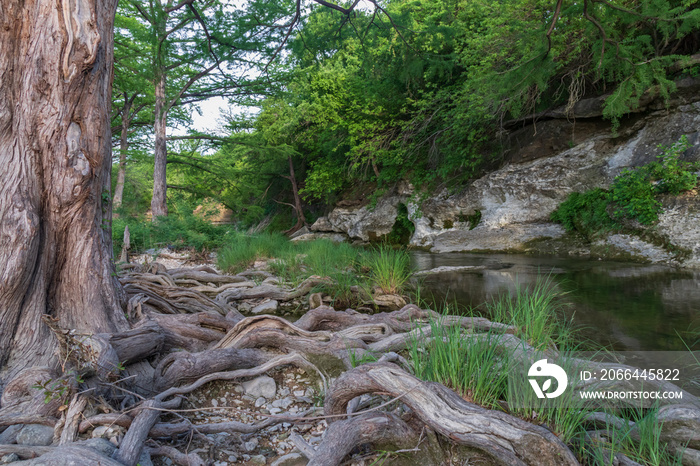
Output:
[{"xmin": 81, "ymin": 240, "xmax": 700, "ymax": 465}]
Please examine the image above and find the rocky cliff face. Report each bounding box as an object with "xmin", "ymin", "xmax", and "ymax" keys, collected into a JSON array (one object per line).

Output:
[{"xmin": 309, "ymin": 79, "xmax": 700, "ymax": 267}]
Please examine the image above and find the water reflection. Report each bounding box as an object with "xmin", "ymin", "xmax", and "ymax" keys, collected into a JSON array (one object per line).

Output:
[{"xmin": 411, "ymin": 252, "xmax": 700, "ymax": 351}]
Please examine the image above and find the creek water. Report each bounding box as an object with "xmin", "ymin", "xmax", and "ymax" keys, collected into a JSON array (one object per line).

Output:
[{"xmin": 410, "ymin": 251, "xmax": 700, "ymax": 352}]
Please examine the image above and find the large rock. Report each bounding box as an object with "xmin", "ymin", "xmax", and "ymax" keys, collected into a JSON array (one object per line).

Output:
[
  {"xmin": 15, "ymin": 424, "xmax": 54, "ymax": 446},
  {"xmin": 410, "ymin": 96, "xmax": 700, "ymax": 262},
  {"xmin": 251, "ymin": 299, "xmax": 279, "ymax": 314},
  {"xmin": 657, "ymin": 194, "xmax": 700, "ymax": 268},
  {"xmin": 326, "ymin": 194, "xmax": 403, "ymax": 242},
  {"xmin": 290, "ymin": 232, "xmax": 347, "ymax": 243},
  {"xmin": 241, "ymin": 375, "xmax": 276, "ymax": 399}
]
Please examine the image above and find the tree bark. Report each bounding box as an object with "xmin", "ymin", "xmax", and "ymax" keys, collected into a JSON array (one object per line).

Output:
[
  {"xmin": 0, "ymin": 0, "xmax": 128, "ymax": 382},
  {"xmin": 151, "ymin": 69, "xmax": 168, "ymax": 218}
]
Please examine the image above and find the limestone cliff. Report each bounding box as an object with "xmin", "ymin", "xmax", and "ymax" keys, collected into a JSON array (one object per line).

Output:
[{"xmin": 309, "ymin": 78, "xmax": 700, "ymax": 267}]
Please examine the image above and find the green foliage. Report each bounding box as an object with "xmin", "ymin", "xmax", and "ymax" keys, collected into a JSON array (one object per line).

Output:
[
  {"xmin": 385, "ymin": 203, "xmax": 415, "ymax": 245},
  {"xmin": 551, "ymin": 189, "xmax": 616, "ymax": 240},
  {"xmin": 651, "ymin": 135, "xmax": 697, "ymax": 194},
  {"xmin": 553, "ymin": 136, "xmax": 697, "ymax": 236},
  {"xmin": 459, "ymin": 210, "xmax": 482, "ymax": 230},
  {"xmin": 112, "ymin": 0, "xmax": 700, "ymax": 229},
  {"xmin": 610, "ymin": 168, "xmax": 662, "ymax": 225},
  {"xmin": 113, "ymin": 202, "xmax": 233, "ymax": 254}
]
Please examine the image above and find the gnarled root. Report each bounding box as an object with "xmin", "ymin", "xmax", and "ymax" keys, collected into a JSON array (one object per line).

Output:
[
  {"xmin": 147, "ymin": 445, "xmax": 206, "ymax": 466},
  {"xmin": 146, "ymin": 311, "xmax": 235, "ymax": 352},
  {"xmin": 153, "ymin": 347, "xmax": 269, "ymax": 392},
  {"xmin": 303, "ymin": 412, "xmax": 419, "ymax": 466},
  {"xmin": 323, "ymin": 362, "xmax": 579, "ymax": 466}
]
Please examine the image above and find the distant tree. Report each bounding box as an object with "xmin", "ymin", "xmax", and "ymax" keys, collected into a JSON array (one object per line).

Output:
[{"xmin": 111, "ymin": 8, "xmax": 156, "ymax": 209}]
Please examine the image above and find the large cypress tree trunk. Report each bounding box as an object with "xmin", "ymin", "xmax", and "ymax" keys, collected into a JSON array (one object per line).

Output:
[{"xmin": 0, "ymin": 0, "xmax": 128, "ymax": 383}]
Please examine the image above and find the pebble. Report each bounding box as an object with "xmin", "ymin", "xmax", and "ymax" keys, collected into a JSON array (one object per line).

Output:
[
  {"xmin": 244, "ymin": 437, "xmax": 259, "ymax": 451},
  {"xmin": 251, "ymin": 455, "xmax": 267, "ymax": 465},
  {"xmin": 0, "ymin": 453, "xmax": 20, "ymax": 464},
  {"xmin": 272, "ymin": 397, "xmax": 293, "ymax": 409},
  {"xmin": 293, "ymin": 390, "xmax": 305, "ymax": 397},
  {"xmin": 269, "ymin": 407, "xmax": 282, "ymax": 415},
  {"xmin": 255, "ymin": 397, "xmax": 267, "ymax": 407}
]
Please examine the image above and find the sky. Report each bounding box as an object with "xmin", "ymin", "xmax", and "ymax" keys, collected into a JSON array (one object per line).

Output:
[{"xmin": 190, "ymin": 96, "xmax": 230, "ymax": 134}]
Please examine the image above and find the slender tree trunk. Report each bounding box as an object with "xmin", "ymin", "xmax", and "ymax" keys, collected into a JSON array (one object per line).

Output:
[
  {"xmin": 0, "ymin": 0, "xmax": 128, "ymax": 383},
  {"xmin": 284, "ymin": 155, "xmax": 307, "ymax": 235},
  {"xmin": 151, "ymin": 70, "xmax": 168, "ymax": 219},
  {"xmin": 113, "ymin": 94, "xmax": 131, "ymax": 210}
]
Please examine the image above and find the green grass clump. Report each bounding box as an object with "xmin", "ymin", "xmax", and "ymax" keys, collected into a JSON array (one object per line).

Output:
[
  {"xmin": 485, "ymin": 275, "xmax": 577, "ymax": 351},
  {"xmin": 217, "ymin": 232, "xmax": 290, "ymax": 273},
  {"xmin": 362, "ymin": 246, "xmax": 412, "ymax": 295},
  {"xmin": 408, "ymin": 316, "xmax": 513, "ymax": 409},
  {"xmin": 218, "ymin": 236, "xmax": 414, "ymax": 306},
  {"xmin": 583, "ymin": 406, "xmax": 683, "ymax": 466},
  {"xmin": 304, "ymin": 240, "xmax": 358, "ymax": 277}
]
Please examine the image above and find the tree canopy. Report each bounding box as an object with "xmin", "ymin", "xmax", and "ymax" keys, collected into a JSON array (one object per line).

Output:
[{"xmin": 112, "ymin": 0, "xmax": 700, "ymax": 228}]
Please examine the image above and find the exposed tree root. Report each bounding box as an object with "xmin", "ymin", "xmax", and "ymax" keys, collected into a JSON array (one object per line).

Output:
[
  {"xmin": 156, "ymin": 352, "xmax": 324, "ymax": 402},
  {"xmin": 123, "ymin": 280, "xmax": 229, "ymax": 315},
  {"xmin": 79, "ymin": 413, "xmax": 134, "ymax": 434},
  {"xmin": 106, "ymin": 321, "xmax": 165, "ymax": 365},
  {"xmin": 168, "ymin": 268, "xmax": 247, "ymax": 284},
  {"xmin": 5, "ymin": 264, "xmax": 698, "ymax": 466},
  {"xmin": 214, "ymin": 315, "xmax": 333, "ymax": 349},
  {"xmin": 58, "ymin": 394, "xmax": 87, "ymax": 445},
  {"xmin": 217, "ymin": 276, "xmax": 330, "ymax": 302},
  {"xmin": 0, "ymin": 367, "xmax": 65, "ymax": 427},
  {"xmin": 147, "ymin": 445, "xmax": 207, "ymax": 466},
  {"xmin": 153, "ymin": 347, "xmax": 270, "ymax": 392},
  {"xmin": 302, "ymin": 412, "xmax": 419, "ymax": 466},
  {"xmin": 0, "ymin": 444, "xmax": 53, "ymax": 459},
  {"xmin": 145, "ymin": 311, "xmax": 237, "ymax": 352},
  {"xmin": 149, "ymin": 408, "xmax": 318, "ymax": 437},
  {"xmin": 323, "ymin": 362, "xmax": 579, "ymax": 465}
]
